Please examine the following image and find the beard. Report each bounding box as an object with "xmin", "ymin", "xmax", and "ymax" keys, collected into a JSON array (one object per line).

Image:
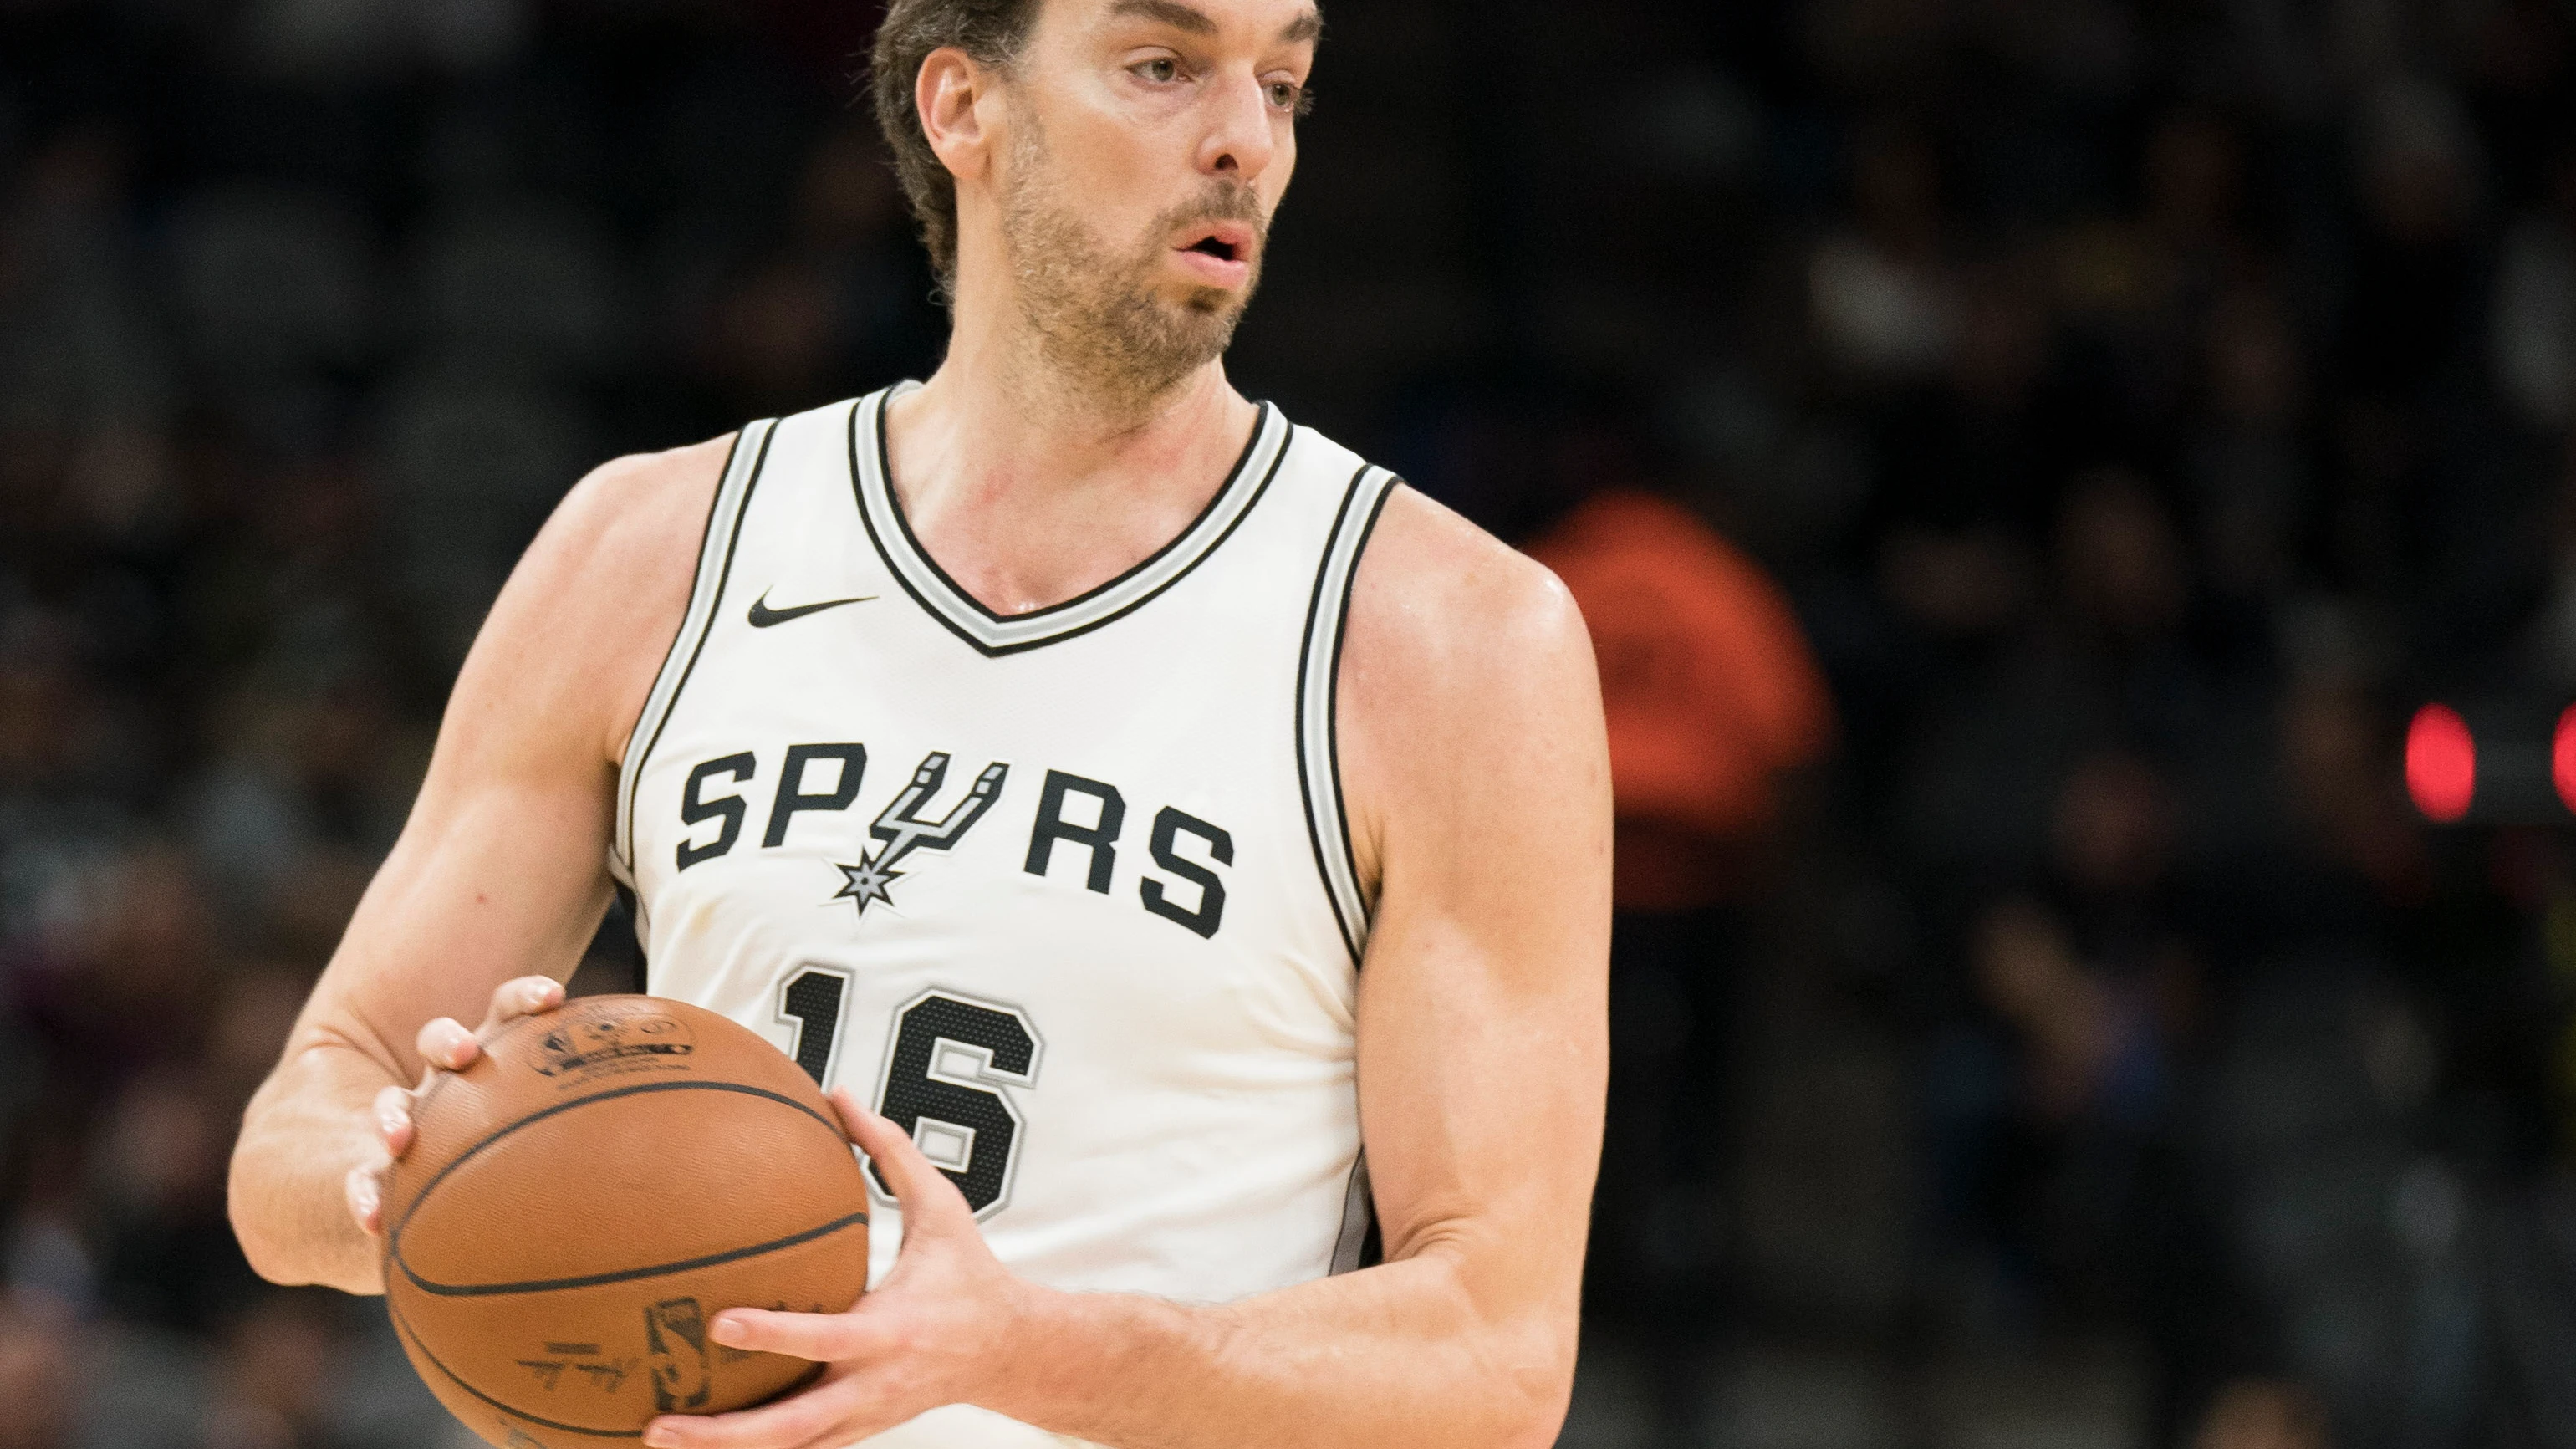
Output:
[{"xmin": 1000, "ymin": 110, "xmax": 1268, "ymax": 411}]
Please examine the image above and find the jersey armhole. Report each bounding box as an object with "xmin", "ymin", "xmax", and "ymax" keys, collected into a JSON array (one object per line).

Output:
[
  {"xmin": 1329, "ymin": 1150, "xmax": 1384, "ymax": 1275},
  {"xmin": 1295, "ymin": 464, "xmax": 1399, "ymax": 968},
  {"xmin": 609, "ymin": 416, "xmax": 780, "ymax": 906}
]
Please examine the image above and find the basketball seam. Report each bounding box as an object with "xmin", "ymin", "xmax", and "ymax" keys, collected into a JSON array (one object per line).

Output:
[
  {"xmin": 387, "ymin": 1293, "xmax": 646, "ymax": 1438},
  {"xmin": 389, "ymin": 1079, "xmax": 863, "ymax": 1292},
  {"xmin": 397, "ymin": 1209, "xmax": 870, "ymax": 1298},
  {"xmin": 390, "ymin": 1295, "xmax": 833, "ymax": 1440}
]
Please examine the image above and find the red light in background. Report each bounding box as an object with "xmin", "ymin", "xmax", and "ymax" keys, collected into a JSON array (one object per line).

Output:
[
  {"xmin": 2556, "ymin": 706, "xmax": 2576, "ymax": 816},
  {"xmin": 2408, "ymin": 704, "xmax": 2477, "ymax": 823}
]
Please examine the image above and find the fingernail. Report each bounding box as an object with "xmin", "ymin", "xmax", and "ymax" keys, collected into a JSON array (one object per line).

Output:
[
  {"xmin": 643, "ymin": 1428, "xmax": 676, "ymax": 1448},
  {"xmin": 709, "ymin": 1314, "xmax": 744, "ymax": 1347}
]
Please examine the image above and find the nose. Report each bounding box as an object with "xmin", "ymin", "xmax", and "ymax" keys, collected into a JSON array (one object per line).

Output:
[{"xmin": 1194, "ymin": 70, "xmax": 1278, "ymax": 181}]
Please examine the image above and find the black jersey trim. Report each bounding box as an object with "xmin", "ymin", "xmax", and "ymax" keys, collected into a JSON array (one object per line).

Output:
[
  {"xmin": 612, "ymin": 882, "xmax": 647, "ymax": 995},
  {"xmin": 1295, "ymin": 466, "xmax": 1396, "ymax": 966},
  {"xmin": 615, "ymin": 419, "xmax": 778, "ymax": 898},
  {"xmin": 1330, "ymin": 477, "xmax": 1396, "ymax": 935},
  {"xmin": 884, "ymin": 385, "xmax": 1268, "ymax": 625},
  {"xmin": 1295, "ymin": 468, "xmax": 1371, "ymax": 965},
  {"xmin": 612, "ymin": 421, "xmax": 753, "ymax": 881},
  {"xmin": 847, "ymin": 386, "xmax": 1293, "ymax": 657},
  {"xmin": 1329, "ymin": 1151, "xmax": 1382, "ymax": 1275}
]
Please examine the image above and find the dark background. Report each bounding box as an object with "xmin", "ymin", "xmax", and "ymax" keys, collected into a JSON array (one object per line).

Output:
[{"xmin": 3, "ymin": 0, "xmax": 2576, "ymax": 1446}]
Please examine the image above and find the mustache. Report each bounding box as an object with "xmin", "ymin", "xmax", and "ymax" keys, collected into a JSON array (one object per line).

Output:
[{"xmin": 1154, "ymin": 182, "xmax": 1269, "ymax": 243}]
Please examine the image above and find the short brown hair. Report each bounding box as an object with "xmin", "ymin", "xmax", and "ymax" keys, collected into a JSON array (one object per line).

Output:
[{"xmin": 870, "ymin": 0, "xmax": 1044, "ymax": 289}]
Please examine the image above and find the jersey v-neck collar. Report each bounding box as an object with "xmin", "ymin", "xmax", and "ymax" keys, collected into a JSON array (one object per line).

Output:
[{"xmin": 847, "ymin": 381, "xmax": 1294, "ymax": 658}]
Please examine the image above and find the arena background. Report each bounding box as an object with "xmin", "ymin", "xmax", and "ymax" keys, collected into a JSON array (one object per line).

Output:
[{"xmin": 5, "ymin": 0, "xmax": 2574, "ymax": 1446}]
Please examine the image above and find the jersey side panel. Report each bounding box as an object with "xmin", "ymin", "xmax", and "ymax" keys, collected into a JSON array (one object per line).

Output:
[{"xmin": 610, "ymin": 418, "xmax": 774, "ymax": 892}]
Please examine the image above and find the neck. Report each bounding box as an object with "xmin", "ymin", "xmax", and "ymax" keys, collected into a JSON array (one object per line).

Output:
[
  {"xmin": 895, "ymin": 268, "xmax": 1253, "ymax": 513},
  {"xmin": 878, "ymin": 280, "xmax": 1262, "ymax": 617},
  {"xmin": 946, "ymin": 301, "xmax": 1236, "ymax": 458}
]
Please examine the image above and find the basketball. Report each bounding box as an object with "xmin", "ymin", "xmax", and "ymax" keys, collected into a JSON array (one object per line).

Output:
[{"xmin": 381, "ymin": 995, "xmax": 872, "ymax": 1449}]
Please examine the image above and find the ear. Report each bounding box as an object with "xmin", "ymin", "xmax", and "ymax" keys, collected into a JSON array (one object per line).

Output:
[{"xmin": 918, "ymin": 46, "xmax": 998, "ymax": 185}]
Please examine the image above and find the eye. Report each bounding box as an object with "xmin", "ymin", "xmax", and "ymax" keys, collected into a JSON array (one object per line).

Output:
[
  {"xmin": 1134, "ymin": 57, "xmax": 1181, "ymax": 84},
  {"xmin": 1267, "ymin": 80, "xmax": 1311, "ymax": 115}
]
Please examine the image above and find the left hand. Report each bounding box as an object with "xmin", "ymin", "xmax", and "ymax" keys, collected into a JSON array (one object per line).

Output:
[{"xmin": 642, "ymin": 1091, "xmax": 1038, "ymax": 1449}]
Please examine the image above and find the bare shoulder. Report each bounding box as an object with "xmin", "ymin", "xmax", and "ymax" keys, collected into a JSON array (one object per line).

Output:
[
  {"xmin": 1341, "ymin": 487, "xmax": 1589, "ymax": 673},
  {"xmin": 528, "ymin": 434, "xmax": 735, "ymax": 592},
  {"xmin": 1337, "ymin": 487, "xmax": 1606, "ymax": 885},
  {"xmin": 452, "ymin": 434, "xmax": 737, "ymax": 770}
]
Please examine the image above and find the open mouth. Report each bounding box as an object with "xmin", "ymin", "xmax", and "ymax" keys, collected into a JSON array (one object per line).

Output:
[{"xmin": 1176, "ymin": 222, "xmax": 1254, "ymax": 269}]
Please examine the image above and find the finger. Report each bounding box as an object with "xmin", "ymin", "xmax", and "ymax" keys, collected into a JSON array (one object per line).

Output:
[
  {"xmin": 707, "ymin": 1307, "xmax": 885, "ymax": 1364},
  {"xmin": 648, "ymin": 1382, "xmax": 896, "ymax": 1449},
  {"xmin": 345, "ymin": 1156, "xmax": 387, "ymax": 1235},
  {"xmin": 486, "ymin": 975, "xmax": 564, "ymax": 1028},
  {"xmin": 643, "ymin": 1375, "xmax": 871, "ymax": 1449},
  {"xmin": 833, "ymin": 1092, "xmax": 977, "ymax": 1234},
  {"xmin": 373, "ymin": 1084, "xmax": 415, "ymax": 1157},
  {"xmin": 415, "ymin": 1017, "xmax": 478, "ymax": 1073}
]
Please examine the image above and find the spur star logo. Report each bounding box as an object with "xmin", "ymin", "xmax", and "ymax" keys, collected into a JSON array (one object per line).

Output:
[{"xmin": 834, "ymin": 752, "xmax": 1010, "ymax": 917}]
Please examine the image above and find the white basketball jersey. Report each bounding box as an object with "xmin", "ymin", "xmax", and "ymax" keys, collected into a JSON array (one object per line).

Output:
[{"xmin": 611, "ymin": 385, "xmax": 1393, "ymax": 1446}]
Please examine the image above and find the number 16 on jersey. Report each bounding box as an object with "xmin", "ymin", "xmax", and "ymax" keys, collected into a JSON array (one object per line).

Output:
[{"xmin": 776, "ymin": 968, "xmax": 1045, "ymax": 1218}]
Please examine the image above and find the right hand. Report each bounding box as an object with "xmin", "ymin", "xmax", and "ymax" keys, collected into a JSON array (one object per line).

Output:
[{"xmin": 344, "ymin": 975, "xmax": 565, "ymax": 1236}]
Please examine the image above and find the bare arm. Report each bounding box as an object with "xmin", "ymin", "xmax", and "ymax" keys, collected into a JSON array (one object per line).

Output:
[
  {"xmin": 1016, "ymin": 488, "xmax": 1612, "ymax": 1445},
  {"xmin": 226, "ymin": 437, "xmax": 731, "ymax": 1293},
  {"xmin": 661, "ymin": 487, "xmax": 1613, "ymax": 1449}
]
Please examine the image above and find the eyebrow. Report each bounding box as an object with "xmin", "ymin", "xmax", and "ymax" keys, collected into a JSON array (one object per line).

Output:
[
  {"xmin": 1104, "ymin": 0, "xmax": 1324, "ymax": 45},
  {"xmin": 1109, "ymin": 0, "xmax": 1218, "ymax": 35}
]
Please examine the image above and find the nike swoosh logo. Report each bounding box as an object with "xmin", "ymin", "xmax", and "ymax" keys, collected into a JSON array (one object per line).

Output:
[{"xmin": 747, "ymin": 589, "xmax": 878, "ymax": 628}]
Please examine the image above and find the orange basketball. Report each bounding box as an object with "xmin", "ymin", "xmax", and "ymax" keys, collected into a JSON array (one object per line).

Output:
[{"xmin": 382, "ymin": 995, "xmax": 871, "ymax": 1449}]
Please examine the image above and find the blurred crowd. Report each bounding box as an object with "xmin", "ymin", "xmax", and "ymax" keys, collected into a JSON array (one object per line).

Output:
[
  {"xmin": 6, "ymin": 0, "xmax": 2576, "ymax": 1446},
  {"xmin": 1526, "ymin": 0, "xmax": 2576, "ymax": 1446},
  {"xmin": 0, "ymin": 1, "xmax": 935, "ymax": 1443}
]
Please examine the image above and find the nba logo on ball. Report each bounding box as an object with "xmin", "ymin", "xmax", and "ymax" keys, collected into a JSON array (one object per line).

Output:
[
  {"xmin": 533, "ymin": 1004, "xmax": 696, "ymax": 1078},
  {"xmin": 645, "ymin": 1298, "xmax": 713, "ymax": 1411}
]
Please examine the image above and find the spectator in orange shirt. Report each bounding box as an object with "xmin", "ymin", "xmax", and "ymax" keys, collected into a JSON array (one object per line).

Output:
[
  {"xmin": 1527, "ymin": 487, "xmax": 1836, "ymax": 1359},
  {"xmin": 1533, "ymin": 489, "xmax": 1837, "ymax": 910}
]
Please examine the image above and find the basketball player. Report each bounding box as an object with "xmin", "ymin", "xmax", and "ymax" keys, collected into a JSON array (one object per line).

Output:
[{"xmin": 228, "ymin": 1, "xmax": 1609, "ymax": 1445}]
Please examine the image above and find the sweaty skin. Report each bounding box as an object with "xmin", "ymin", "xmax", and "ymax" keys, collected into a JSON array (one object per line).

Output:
[{"xmin": 226, "ymin": 3, "xmax": 1609, "ymax": 1446}]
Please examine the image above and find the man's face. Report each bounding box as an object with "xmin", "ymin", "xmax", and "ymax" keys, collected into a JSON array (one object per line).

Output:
[{"xmin": 987, "ymin": 0, "xmax": 1320, "ymax": 397}]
